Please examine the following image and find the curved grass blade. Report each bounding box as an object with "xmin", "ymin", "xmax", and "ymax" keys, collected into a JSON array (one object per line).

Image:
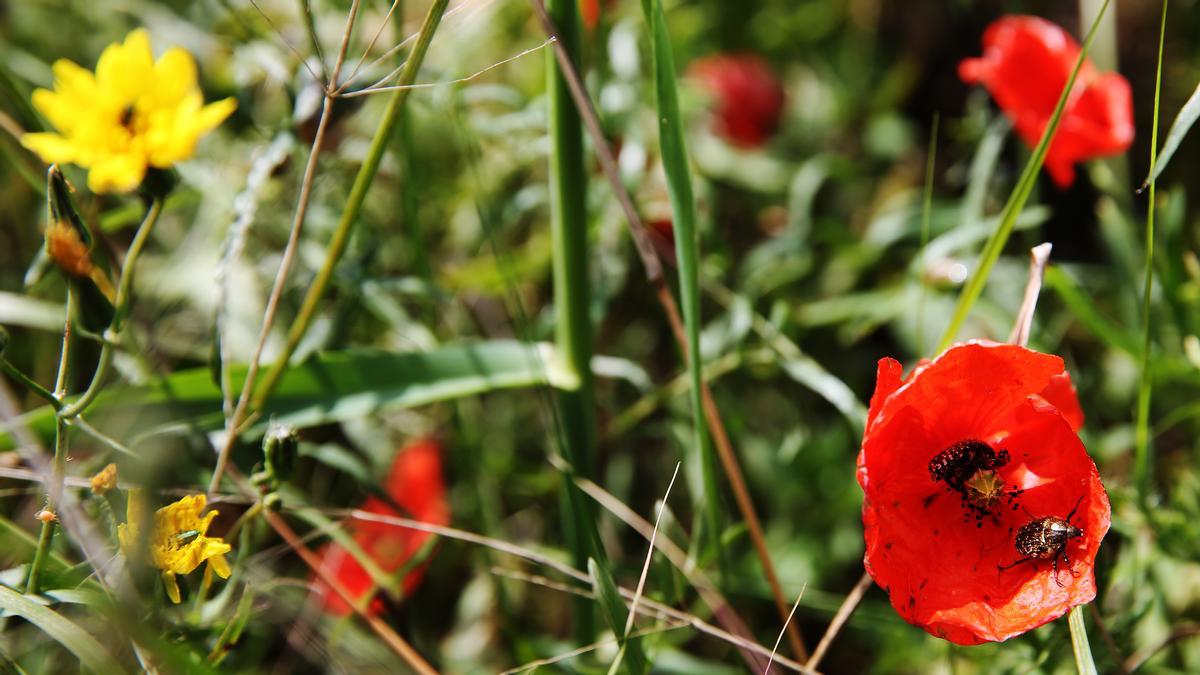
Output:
[
  {"xmin": 1135, "ymin": 0, "xmax": 1169, "ymax": 504},
  {"xmin": 1141, "ymin": 79, "xmax": 1199, "ymax": 189},
  {"xmin": 0, "ymin": 585, "xmax": 125, "ymax": 674},
  {"xmin": 0, "ymin": 341, "xmax": 575, "ymax": 451},
  {"xmin": 639, "ymin": 0, "xmax": 724, "ymax": 573},
  {"xmin": 588, "ymin": 558, "xmax": 647, "ymax": 675},
  {"xmin": 936, "ymin": 0, "xmax": 1112, "ymax": 352}
]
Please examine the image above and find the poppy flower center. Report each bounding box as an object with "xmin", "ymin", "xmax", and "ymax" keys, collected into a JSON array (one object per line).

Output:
[{"xmin": 928, "ymin": 439, "xmax": 1023, "ymax": 527}]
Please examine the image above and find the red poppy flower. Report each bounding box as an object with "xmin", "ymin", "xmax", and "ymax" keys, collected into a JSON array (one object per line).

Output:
[
  {"xmin": 959, "ymin": 15, "xmax": 1134, "ymax": 187},
  {"xmin": 687, "ymin": 54, "xmax": 785, "ymax": 148},
  {"xmin": 858, "ymin": 341, "xmax": 1110, "ymax": 644},
  {"xmin": 313, "ymin": 438, "xmax": 450, "ymax": 616}
]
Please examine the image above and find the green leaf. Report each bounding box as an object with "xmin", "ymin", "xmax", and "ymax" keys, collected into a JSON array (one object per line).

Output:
[
  {"xmin": 0, "ymin": 341, "xmax": 572, "ymax": 451},
  {"xmin": 0, "ymin": 585, "xmax": 125, "ymax": 674},
  {"xmin": 1142, "ymin": 79, "xmax": 1200, "ymax": 188},
  {"xmin": 588, "ymin": 558, "xmax": 647, "ymax": 675}
]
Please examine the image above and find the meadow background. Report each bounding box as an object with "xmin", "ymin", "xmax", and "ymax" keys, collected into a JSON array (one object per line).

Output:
[{"xmin": 2, "ymin": 0, "xmax": 1200, "ymax": 672}]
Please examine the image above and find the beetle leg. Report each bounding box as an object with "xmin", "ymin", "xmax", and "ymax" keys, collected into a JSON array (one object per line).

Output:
[{"xmin": 998, "ymin": 556, "xmax": 1036, "ymax": 572}]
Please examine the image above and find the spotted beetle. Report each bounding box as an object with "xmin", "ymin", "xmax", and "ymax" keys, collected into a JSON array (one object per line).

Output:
[{"xmin": 999, "ymin": 495, "xmax": 1086, "ymax": 585}]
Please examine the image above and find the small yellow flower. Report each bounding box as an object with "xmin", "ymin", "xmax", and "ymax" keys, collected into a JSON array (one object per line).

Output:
[
  {"xmin": 118, "ymin": 491, "xmax": 232, "ymax": 603},
  {"xmin": 21, "ymin": 29, "xmax": 236, "ymax": 194},
  {"xmin": 90, "ymin": 463, "xmax": 119, "ymax": 495}
]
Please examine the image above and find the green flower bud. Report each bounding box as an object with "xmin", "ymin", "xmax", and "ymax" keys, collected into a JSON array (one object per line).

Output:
[{"xmin": 263, "ymin": 423, "xmax": 298, "ymax": 483}]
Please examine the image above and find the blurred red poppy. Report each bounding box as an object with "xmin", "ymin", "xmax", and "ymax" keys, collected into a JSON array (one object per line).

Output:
[
  {"xmin": 580, "ymin": 0, "xmax": 615, "ymax": 30},
  {"xmin": 645, "ymin": 217, "xmax": 676, "ymax": 266},
  {"xmin": 857, "ymin": 341, "xmax": 1110, "ymax": 644},
  {"xmin": 688, "ymin": 54, "xmax": 785, "ymax": 148},
  {"xmin": 959, "ymin": 15, "xmax": 1133, "ymax": 187},
  {"xmin": 314, "ymin": 438, "xmax": 450, "ymax": 616}
]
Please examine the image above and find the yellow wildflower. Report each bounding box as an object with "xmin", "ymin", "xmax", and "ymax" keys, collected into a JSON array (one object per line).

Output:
[
  {"xmin": 21, "ymin": 29, "xmax": 236, "ymax": 194},
  {"xmin": 118, "ymin": 490, "xmax": 232, "ymax": 603},
  {"xmin": 90, "ymin": 463, "xmax": 119, "ymax": 495}
]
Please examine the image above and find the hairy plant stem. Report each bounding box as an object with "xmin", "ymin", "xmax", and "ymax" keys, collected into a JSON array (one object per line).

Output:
[
  {"xmin": 25, "ymin": 289, "xmax": 74, "ymax": 594},
  {"xmin": 58, "ymin": 198, "xmax": 164, "ymax": 420},
  {"xmin": 26, "ymin": 195, "xmax": 163, "ymax": 592}
]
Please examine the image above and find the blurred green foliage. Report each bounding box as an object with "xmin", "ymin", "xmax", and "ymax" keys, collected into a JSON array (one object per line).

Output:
[{"xmin": 1, "ymin": 0, "xmax": 1199, "ymax": 673}]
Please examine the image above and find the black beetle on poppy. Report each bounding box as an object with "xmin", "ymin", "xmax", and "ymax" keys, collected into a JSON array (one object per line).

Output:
[{"xmin": 928, "ymin": 439, "xmax": 1023, "ymax": 526}]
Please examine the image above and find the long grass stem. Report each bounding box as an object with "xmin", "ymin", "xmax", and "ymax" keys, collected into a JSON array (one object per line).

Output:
[{"xmin": 1134, "ymin": 0, "xmax": 1168, "ymax": 504}]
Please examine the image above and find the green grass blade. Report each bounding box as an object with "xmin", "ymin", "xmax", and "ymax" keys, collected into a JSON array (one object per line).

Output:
[
  {"xmin": 1135, "ymin": 0, "xmax": 1168, "ymax": 502},
  {"xmin": 640, "ymin": 0, "xmax": 723, "ymax": 572},
  {"xmin": 917, "ymin": 113, "xmax": 939, "ymax": 355},
  {"xmin": 0, "ymin": 341, "xmax": 578, "ymax": 450},
  {"xmin": 0, "ymin": 585, "xmax": 125, "ymax": 674},
  {"xmin": 1043, "ymin": 266, "xmax": 1139, "ymax": 356},
  {"xmin": 1141, "ymin": 78, "xmax": 1198, "ymax": 189},
  {"xmin": 588, "ymin": 558, "xmax": 647, "ymax": 675},
  {"xmin": 1068, "ymin": 605, "xmax": 1100, "ymax": 675},
  {"xmin": 936, "ymin": 0, "xmax": 1112, "ymax": 352}
]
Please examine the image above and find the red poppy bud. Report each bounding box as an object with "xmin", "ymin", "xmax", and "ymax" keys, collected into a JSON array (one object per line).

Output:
[
  {"xmin": 687, "ymin": 54, "xmax": 785, "ymax": 148},
  {"xmin": 858, "ymin": 341, "xmax": 1110, "ymax": 644},
  {"xmin": 959, "ymin": 16, "xmax": 1133, "ymax": 187},
  {"xmin": 314, "ymin": 438, "xmax": 450, "ymax": 616}
]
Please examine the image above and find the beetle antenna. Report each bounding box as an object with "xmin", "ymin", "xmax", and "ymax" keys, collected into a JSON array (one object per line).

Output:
[{"xmin": 1066, "ymin": 494, "xmax": 1085, "ymax": 523}]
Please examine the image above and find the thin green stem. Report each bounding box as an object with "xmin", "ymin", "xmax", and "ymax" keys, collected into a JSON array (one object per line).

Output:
[
  {"xmin": 936, "ymin": 0, "xmax": 1111, "ymax": 352},
  {"xmin": 0, "ymin": 357, "xmax": 62, "ymax": 410},
  {"xmin": 59, "ymin": 198, "xmax": 163, "ymax": 420},
  {"xmin": 1134, "ymin": 0, "xmax": 1167, "ymax": 503},
  {"xmin": 546, "ymin": 0, "xmax": 603, "ymax": 643},
  {"xmin": 251, "ymin": 0, "xmax": 450, "ymax": 411},
  {"xmin": 1068, "ymin": 605, "xmax": 1100, "ymax": 675}
]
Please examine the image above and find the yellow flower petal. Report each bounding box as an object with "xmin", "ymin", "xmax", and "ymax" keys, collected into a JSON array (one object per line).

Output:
[
  {"xmin": 21, "ymin": 132, "xmax": 77, "ymax": 164},
  {"xmin": 161, "ymin": 571, "xmax": 181, "ymax": 604},
  {"xmin": 96, "ymin": 29, "xmax": 154, "ymax": 106},
  {"xmin": 87, "ymin": 152, "xmax": 146, "ymax": 193},
  {"xmin": 208, "ymin": 554, "xmax": 231, "ymax": 580},
  {"xmin": 149, "ymin": 47, "xmax": 198, "ymax": 107},
  {"xmin": 196, "ymin": 97, "xmax": 237, "ymax": 133}
]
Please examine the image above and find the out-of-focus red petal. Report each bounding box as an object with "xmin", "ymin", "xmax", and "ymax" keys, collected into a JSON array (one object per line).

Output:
[
  {"xmin": 859, "ymin": 342, "xmax": 1108, "ymax": 643},
  {"xmin": 959, "ymin": 15, "xmax": 1133, "ymax": 187},
  {"xmin": 687, "ymin": 54, "xmax": 785, "ymax": 148},
  {"xmin": 313, "ymin": 438, "xmax": 450, "ymax": 616},
  {"xmin": 1036, "ymin": 372, "xmax": 1085, "ymax": 432}
]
